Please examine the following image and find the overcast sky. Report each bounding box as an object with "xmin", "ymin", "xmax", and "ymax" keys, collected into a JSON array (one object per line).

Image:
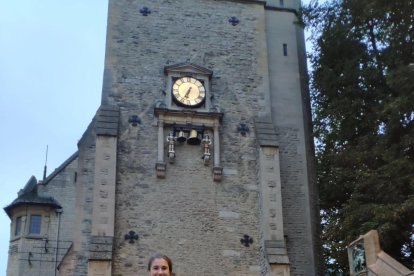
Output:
[
  {"xmin": 0, "ymin": 1, "xmax": 108, "ymax": 273},
  {"xmin": 0, "ymin": 0, "xmax": 316, "ymax": 274}
]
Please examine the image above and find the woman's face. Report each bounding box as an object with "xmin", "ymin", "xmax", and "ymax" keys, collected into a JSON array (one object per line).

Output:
[{"xmin": 148, "ymin": 258, "xmax": 171, "ymax": 276}]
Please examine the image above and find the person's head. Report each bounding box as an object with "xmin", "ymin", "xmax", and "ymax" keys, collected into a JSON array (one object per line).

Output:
[{"xmin": 147, "ymin": 253, "xmax": 172, "ymax": 276}]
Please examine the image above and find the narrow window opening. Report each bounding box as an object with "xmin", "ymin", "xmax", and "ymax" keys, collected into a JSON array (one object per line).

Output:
[
  {"xmin": 15, "ymin": 216, "xmax": 22, "ymax": 236},
  {"xmin": 280, "ymin": 0, "xmax": 284, "ymax": 7},
  {"xmin": 283, "ymin": 43, "xmax": 288, "ymax": 56},
  {"xmin": 29, "ymin": 215, "xmax": 42, "ymax": 234}
]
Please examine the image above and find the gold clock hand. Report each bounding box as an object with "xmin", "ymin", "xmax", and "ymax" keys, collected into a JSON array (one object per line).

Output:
[{"xmin": 184, "ymin": 87, "xmax": 192, "ymax": 98}]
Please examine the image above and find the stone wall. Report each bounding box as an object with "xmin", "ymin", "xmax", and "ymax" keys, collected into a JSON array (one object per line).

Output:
[
  {"xmin": 70, "ymin": 122, "xmax": 98, "ymax": 275},
  {"xmin": 101, "ymin": 0, "xmax": 319, "ymax": 275},
  {"xmin": 38, "ymin": 155, "xmax": 78, "ymax": 274},
  {"xmin": 5, "ymin": 0, "xmax": 321, "ymax": 275},
  {"xmin": 104, "ymin": 0, "xmax": 268, "ymax": 275}
]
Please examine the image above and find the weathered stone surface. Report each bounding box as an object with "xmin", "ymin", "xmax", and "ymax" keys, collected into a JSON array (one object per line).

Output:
[{"xmin": 5, "ymin": 0, "xmax": 322, "ymax": 275}]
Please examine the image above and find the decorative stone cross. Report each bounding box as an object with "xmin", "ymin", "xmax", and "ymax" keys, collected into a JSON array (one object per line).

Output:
[
  {"xmin": 125, "ymin": 231, "xmax": 139, "ymax": 244},
  {"xmin": 229, "ymin": 16, "xmax": 240, "ymax": 26},
  {"xmin": 128, "ymin": 115, "xmax": 141, "ymax": 126},
  {"xmin": 240, "ymin": 234, "xmax": 253, "ymax": 247},
  {"xmin": 140, "ymin": 7, "xmax": 151, "ymax": 16},
  {"xmin": 237, "ymin": 123, "xmax": 249, "ymax": 136}
]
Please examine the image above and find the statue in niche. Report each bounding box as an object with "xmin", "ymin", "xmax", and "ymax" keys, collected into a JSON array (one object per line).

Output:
[
  {"xmin": 166, "ymin": 131, "xmax": 176, "ymax": 162},
  {"xmin": 202, "ymin": 133, "xmax": 212, "ymax": 165}
]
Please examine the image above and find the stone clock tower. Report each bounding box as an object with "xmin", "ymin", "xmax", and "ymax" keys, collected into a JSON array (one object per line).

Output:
[{"xmin": 5, "ymin": 0, "xmax": 322, "ymax": 275}]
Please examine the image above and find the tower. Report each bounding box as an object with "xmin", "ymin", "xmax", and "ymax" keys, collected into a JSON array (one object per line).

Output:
[{"xmin": 5, "ymin": 0, "xmax": 321, "ymax": 275}]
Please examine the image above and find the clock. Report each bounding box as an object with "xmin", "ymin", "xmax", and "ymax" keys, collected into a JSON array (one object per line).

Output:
[{"xmin": 172, "ymin": 77, "xmax": 206, "ymax": 107}]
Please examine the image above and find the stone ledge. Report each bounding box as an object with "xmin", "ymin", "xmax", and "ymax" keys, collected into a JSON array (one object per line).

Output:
[
  {"xmin": 89, "ymin": 236, "xmax": 113, "ymax": 261},
  {"xmin": 265, "ymin": 240, "xmax": 290, "ymax": 265},
  {"xmin": 213, "ymin": 166, "xmax": 223, "ymax": 182},
  {"xmin": 155, "ymin": 162, "xmax": 166, "ymax": 178},
  {"xmin": 96, "ymin": 105, "xmax": 120, "ymax": 136},
  {"xmin": 254, "ymin": 117, "xmax": 279, "ymax": 147}
]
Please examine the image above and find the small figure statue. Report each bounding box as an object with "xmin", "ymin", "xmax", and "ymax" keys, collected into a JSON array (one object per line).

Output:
[
  {"xmin": 166, "ymin": 131, "xmax": 177, "ymax": 161},
  {"xmin": 202, "ymin": 133, "xmax": 212, "ymax": 165}
]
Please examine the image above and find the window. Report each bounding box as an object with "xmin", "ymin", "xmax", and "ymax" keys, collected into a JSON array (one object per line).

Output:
[
  {"xmin": 283, "ymin": 43, "xmax": 288, "ymax": 56},
  {"xmin": 280, "ymin": 0, "xmax": 284, "ymax": 7},
  {"xmin": 29, "ymin": 215, "xmax": 42, "ymax": 234},
  {"xmin": 15, "ymin": 216, "xmax": 22, "ymax": 236}
]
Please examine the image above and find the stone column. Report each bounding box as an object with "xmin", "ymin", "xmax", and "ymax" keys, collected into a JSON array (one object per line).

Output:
[
  {"xmin": 255, "ymin": 117, "xmax": 290, "ymax": 275},
  {"xmin": 156, "ymin": 117, "xmax": 166, "ymax": 178},
  {"xmin": 157, "ymin": 117, "xmax": 165, "ymax": 162},
  {"xmin": 88, "ymin": 105, "xmax": 119, "ymax": 276},
  {"xmin": 213, "ymin": 120, "xmax": 223, "ymax": 181}
]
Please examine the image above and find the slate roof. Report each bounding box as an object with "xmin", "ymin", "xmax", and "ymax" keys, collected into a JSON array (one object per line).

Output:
[
  {"xmin": 4, "ymin": 176, "xmax": 61, "ymax": 218},
  {"xmin": 42, "ymin": 152, "xmax": 78, "ymax": 184}
]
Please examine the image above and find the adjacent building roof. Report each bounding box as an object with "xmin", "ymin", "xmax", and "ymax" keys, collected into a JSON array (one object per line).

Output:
[{"xmin": 4, "ymin": 176, "xmax": 61, "ymax": 218}]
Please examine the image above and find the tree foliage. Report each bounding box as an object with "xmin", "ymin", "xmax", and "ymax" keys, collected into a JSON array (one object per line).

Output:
[{"xmin": 303, "ymin": 0, "xmax": 414, "ymax": 273}]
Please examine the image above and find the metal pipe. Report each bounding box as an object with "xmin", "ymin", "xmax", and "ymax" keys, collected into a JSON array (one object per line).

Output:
[{"xmin": 54, "ymin": 209, "xmax": 62, "ymax": 276}]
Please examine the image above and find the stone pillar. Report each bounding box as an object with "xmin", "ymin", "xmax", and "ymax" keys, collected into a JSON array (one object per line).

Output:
[
  {"xmin": 88, "ymin": 106, "xmax": 119, "ymax": 276},
  {"xmin": 157, "ymin": 117, "xmax": 165, "ymax": 163},
  {"xmin": 255, "ymin": 117, "xmax": 290, "ymax": 275},
  {"xmin": 156, "ymin": 117, "xmax": 166, "ymax": 178},
  {"xmin": 259, "ymin": 146, "xmax": 290, "ymax": 275},
  {"xmin": 213, "ymin": 121, "xmax": 220, "ymax": 167},
  {"xmin": 213, "ymin": 120, "xmax": 223, "ymax": 181}
]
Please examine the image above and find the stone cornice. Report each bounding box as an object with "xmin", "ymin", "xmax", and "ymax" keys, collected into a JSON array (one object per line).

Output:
[
  {"xmin": 214, "ymin": 0, "xmax": 298, "ymax": 15},
  {"xmin": 154, "ymin": 108, "xmax": 223, "ymax": 127},
  {"xmin": 265, "ymin": 5, "xmax": 298, "ymax": 15}
]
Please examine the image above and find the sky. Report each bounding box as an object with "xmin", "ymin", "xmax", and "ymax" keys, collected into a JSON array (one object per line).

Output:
[
  {"xmin": 0, "ymin": 1, "xmax": 108, "ymax": 273},
  {"xmin": 0, "ymin": 1, "xmax": 316, "ymax": 274}
]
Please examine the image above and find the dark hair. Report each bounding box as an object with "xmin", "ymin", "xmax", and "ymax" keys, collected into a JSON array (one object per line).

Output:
[{"xmin": 147, "ymin": 253, "xmax": 173, "ymax": 273}]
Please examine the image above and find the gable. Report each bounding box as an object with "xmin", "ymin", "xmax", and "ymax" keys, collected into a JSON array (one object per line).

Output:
[{"xmin": 164, "ymin": 62, "xmax": 213, "ymax": 78}]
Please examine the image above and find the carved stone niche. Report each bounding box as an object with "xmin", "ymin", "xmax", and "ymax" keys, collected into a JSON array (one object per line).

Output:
[{"xmin": 154, "ymin": 63, "xmax": 223, "ymax": 181}]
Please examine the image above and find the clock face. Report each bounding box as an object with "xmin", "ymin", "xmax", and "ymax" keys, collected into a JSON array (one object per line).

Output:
[{"xmin": 172, "ymin": 77, "xmax": 206, "ymax": 107}]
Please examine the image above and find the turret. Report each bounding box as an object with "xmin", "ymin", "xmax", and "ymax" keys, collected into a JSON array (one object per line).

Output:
[{"xmin": 4, "ymin": 176, "xmax": 61, "ymax": 276}]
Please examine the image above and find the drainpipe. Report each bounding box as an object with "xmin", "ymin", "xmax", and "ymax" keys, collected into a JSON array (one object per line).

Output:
[{"xmin": 54, "ymin": 209, "xmax": 62, "ymax": 276}]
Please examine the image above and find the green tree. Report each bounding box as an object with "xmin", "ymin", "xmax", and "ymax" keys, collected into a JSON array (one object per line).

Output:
[{"xmin": 303, "ymin": 0, "xmax": 414, "ymax": 273}]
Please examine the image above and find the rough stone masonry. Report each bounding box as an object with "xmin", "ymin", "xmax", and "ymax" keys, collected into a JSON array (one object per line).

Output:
[{"xmin": 5, "ymin": 1, "xmax": 322, "ymax": 275}]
